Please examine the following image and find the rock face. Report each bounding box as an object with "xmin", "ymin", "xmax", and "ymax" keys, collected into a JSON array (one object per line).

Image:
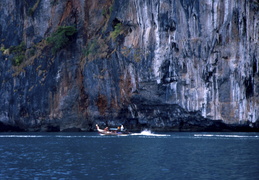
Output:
[{"xmin": 0, "ymin": 0, "xmax": 258, "ymax": 131}]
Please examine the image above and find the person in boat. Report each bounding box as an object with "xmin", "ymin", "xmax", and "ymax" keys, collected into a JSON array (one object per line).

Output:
[
  {"xmin": 117, "ymin": 125, "xmax": 125, "ymax": 132},
  {"xmin": 104, "ymin": 127, "xmax": 109, "ymax": 131}
]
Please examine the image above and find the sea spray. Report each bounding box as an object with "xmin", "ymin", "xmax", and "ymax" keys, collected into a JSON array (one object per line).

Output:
[{"xmin": 131, "ymin": 129, "xmax": 170, "ymax": 137}]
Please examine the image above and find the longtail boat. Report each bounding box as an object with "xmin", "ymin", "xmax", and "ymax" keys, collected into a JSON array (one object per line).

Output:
[{"xmin": 96, "ymin": 124, "xmax": 131, "ymax": 136}]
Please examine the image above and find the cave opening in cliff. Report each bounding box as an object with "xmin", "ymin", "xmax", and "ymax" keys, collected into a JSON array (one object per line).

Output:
[{"xmin": 112, "ymin": 18, "xmax": 121, "ymax": 28}]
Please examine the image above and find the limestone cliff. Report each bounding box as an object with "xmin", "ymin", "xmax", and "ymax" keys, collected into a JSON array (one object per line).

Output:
[{"xmin": 0, "ymin": 0, "xmax": 258, "ymax": 131}]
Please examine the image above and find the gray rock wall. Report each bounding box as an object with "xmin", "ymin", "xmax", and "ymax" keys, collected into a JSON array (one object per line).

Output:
[{"xmin": 117, "ymin": 0, "xmax": 259, "ymax": 123}]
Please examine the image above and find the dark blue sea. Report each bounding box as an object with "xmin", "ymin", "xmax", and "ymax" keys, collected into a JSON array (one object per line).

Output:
[{"xmin": 0, "ymin": 131, "xmax": 258, "ymax": 180}]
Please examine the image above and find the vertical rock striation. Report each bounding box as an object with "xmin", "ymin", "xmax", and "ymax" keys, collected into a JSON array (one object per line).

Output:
[{"xmin": 0, "ymin": 0, "xmax": 258, "ymax": 131}]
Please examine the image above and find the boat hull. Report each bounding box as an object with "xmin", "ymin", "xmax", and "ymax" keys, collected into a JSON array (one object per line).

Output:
[{"xmin": 98, "ymin": 131, "xmax": 131, "ymax": 136}]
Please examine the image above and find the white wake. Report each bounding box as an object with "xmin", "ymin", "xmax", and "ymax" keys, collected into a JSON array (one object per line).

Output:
[
  {"xmin": 131, "ymin": 129, "xmax": 170, "ymax": 137},
  {"xmin": 194, "ymin": 134, "xmax": 259, "ymax": 138}
]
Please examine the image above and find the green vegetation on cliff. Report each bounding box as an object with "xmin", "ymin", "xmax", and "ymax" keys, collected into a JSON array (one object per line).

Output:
[
  {"xmin": 110, "ymin": 23, "xmax": 124, "ymax": 41},
  {"xmin": 9, "ymin": 42, "xmax": 26, "ymax": 66},
  {"xmin": 47, "ymin": 26, "xmax": 77, "ymax": 54}
]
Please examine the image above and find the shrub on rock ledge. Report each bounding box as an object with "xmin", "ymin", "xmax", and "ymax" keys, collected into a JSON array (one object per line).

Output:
[{"xmin": 47, "ymin": 26, "xmax": 77, "ymax": 54}]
